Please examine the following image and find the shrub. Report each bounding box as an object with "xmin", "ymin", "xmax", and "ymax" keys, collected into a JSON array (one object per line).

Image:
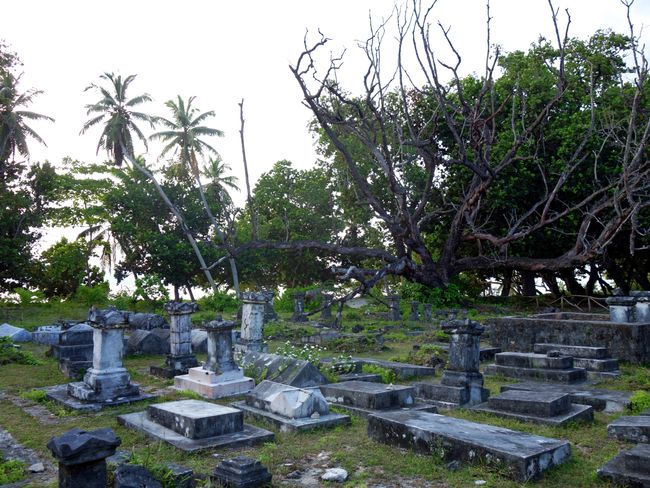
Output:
[
  {"xmin": 75, "ymin": 283, "xmax": 110, "ymax": 307},
  {"xmin": 13, "ymin": 287, "xmax": 47, "ymax": 305},
  {"xmin": 361, "ymin": 364, "xmax": 397, "ymax": 384},
  {"xmin": 275, "ymin": 287, "xmax": 322, "ymax": 313},
  {"xmin": 630, "ymin": 390, "xmax": 650, "ymax": 414},
  {"xmin": 0, "ymin": 456, "xmax": 26, "ymax": 485},
  {"xmin": 20, "ymin": 389, "xmax": 47, "ymax": 402},
  {"xmin": 400, "ymin": 281, "xmax": 463, "ymax": 307},
  {"xmin": 0, "ymin": 337, "xmax": 42, "ymax": 365},
  {"xmin": 198, "ymin": 291, "xmax": 240, "ymax": 313},
  {"xmin": 133, "ymin": 274, "xmax": 169, "ymax": 303}
]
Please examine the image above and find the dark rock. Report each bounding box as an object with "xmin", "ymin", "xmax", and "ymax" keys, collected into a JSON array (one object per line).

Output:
[
  {"xmin": 114, "ymin": 464, "xmax": 162, "ymax": 488},
  {"xmin": 166, "ymin": 463, "xmax": 195, "ymax": 488},
  {"xmin": 211, "ymin": 456, "xmax": 272, "ymax": 488},
  {"xmin": 127, "ymin": 312, "xmax": 168, "ymax": 330}
]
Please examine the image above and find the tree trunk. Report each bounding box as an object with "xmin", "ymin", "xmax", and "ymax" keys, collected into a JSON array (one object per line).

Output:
[
  {"xmin": 585, "ymin": 264, "xmax": 599, "ymax": 296},
  {"xmin": 559, "ymin": 269, "xmax": 585, "ymax": 296},
  {"xmin": 541, "ymin": 271, "xmax": 562, "ymax": 298},
  {"xmin": 500, "ymin": 269, "xmax": 513, "ymax": 297},
  {"xmin": 173, "ymin": 285, "xmax": 180, "ymax": 301},
  {"xmin": 187, "ymin": 285, "xmax": 195, "ymax": 302},
  {"xmin": 239, "ymin": 99, "xmax": 258, "ymax": 240},
  {"xmin": 520, "ymin": 270, "xmax": 537, "ymax": 296}
]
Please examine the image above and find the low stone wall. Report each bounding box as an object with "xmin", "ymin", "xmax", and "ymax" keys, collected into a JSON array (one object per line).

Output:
[{"xmin": 489, "ymin": 313, "xmax": 650, "ymax": 363}]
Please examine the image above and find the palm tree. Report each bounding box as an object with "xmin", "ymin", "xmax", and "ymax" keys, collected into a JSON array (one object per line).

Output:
[
  {"xmin": 0, "ymin": 74, "xmax": 54, "ymax": 164},
  {"xmin": 202, "ymin": 155, "xmax": 239, "ymax": 206},
  {"xmin": 80, "ymin": 72, "xmax": 154, "ymax": 166},
  {"xmin": 150, "ymin": 95, "xmax": 223, "ymax": 175}
]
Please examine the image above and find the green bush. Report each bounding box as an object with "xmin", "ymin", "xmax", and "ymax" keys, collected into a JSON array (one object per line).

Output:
[
  {"xmin": 361, "ymin": 364, "xmax": 397, "ymax": 384},
  {"xmin": 75, "ymin": 283, "xmax": 110, "ymax": 307},
  {"xmin": 630, "ymin": 390, "xmax": 650, "ymax": 414},
  {"xmin": 133, "ymin": 274, "xmax": 169, "ymax": 303},
  {"xmin": 400, "ymin": 281, "xmax": 463, "ymax": 307},
  {"xmin": 20, "ymin": 389, "xmax": 47, "ymax": 402},
  {"xmin": 0, "ymin": 337, "xmax": 42, "ymax": 365},
  {"xmin": 13, "ymin": 287, "xmax": 47, "ymax": 305},
  {"xmin": 0, "ymin": 456, "xmax": 26, "ymax": 485},
  {"xmin": 198, "ymin": 291, "xmax": 240, "ymax": 313},
  {"xmin": 275, "ymin": 287, "xmax": 322, "ymax": 312}
]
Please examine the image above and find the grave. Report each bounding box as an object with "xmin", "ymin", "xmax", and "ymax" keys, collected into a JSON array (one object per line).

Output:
[
  {"xmin": 262, "ymin": 290, "xmax": 278, "ymax": 323},
  {"xmin": 149, "ymin": 302, "xmax": 199, "ymax": 378},
  {"xmin": 50, "ymin": 323, "xmax": 94, "ymax": 380},
  {"xmin": 211, "ymin": 456, "xmax": 272, "ymax": 488},
  {"xmin": 126, "ymin": 329, "xmax": 169, "ymax": 355},
  {"xmin": 126, "ymin": 311, "xmax": 168, "ymax": 330},
  {"xmin": 291, "ymin": 291, "xmax": 308, "ymax": 322},
  {"xmin": 174, "ymin": 316, "xmax": 254, "ymax": 399},
  {"xmin": 598, "ymin": 443, "xmax": 650, "ymax": 487},
  {"xmin": 0, "ymin": 323, "xmax": 32, "ymax": 342},
  {"xmin": 191, "ymin": 329, "xmax": 208, "ymax": 353},
  {"xmin": 352, "ymin": 357, "xmax": 436, "ymax": 379},
  {"xmin": 47, "ymin": 427, "xmax": 121, "ymax": 488},
  {"xmin": 46, "ymin": 307, "xmax": 153, "ymax": 411},
  {"xmin": 237, "ymin": 292, "xmax": 269, "ymax": 353},
  {"xmin": 386, "ymin": 295, "xmax": 401, "ymax": 321},
  {"xmin": 413, "ymin": 318, "xmax": 489, "ymax": 408},
  {"xmin": 607, "ymin": 295, "xmax": 637, "ymax": 323},
  {"xmin": 484, "ymin": 351, "xmax": 587, "ymax": 384},
  {"xmin": 632, "ymin": 290, "xmax": 650, "ymax": 323},
  {"xmin": 114, "ymin": 464, "xmax": 161, "ymax": 488},
  {"xmin": 607, "ymin": 416, "xmax": 650, "ymax": 443},
  {"xmin": 32, "ymin": 325, "xmax": 62, "ymax": 345},
  {"xmin": 240, "ymin": 352, "xmax": 328, "ymax": 387},
  {"xmin": 117, "ymin": 399, "xmax": 273, "ymax": 452},
  {"xmin": 367, "ymin": 410, "xmax": 571, "ymax": 481},
  {"xmin": 232, "ymin": 380, "xmax": 350, "ymax": 432},
  {"xmin": 423, "ymin": 303, "xmax": 433, "ymax": 322},
  {"xmin": 408, "ymin": 301, "xmax": 420, "ymax": 321},
  {"xmin": 472, "ymin": 389, "xmax": 593, "ymax": 425},
  {"xmin": 533, "ymin": 342, "xmax": 619, "ymax": 377}
]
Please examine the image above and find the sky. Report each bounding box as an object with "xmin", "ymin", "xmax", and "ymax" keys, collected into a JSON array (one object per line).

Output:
[{"xmin": 2, "ymin": 0, "xmax": 649, "ymax": 208}]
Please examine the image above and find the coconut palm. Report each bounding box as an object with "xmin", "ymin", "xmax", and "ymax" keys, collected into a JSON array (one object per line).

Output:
[
  {"xmin": 202, "ymin": 155, "xmax": 239, "ymax": 205},
  {"xmin": 150, "ymin": 95, "xmax": 223, "ymax": 175},
  {"xmin": 80, "ymin": 72, "xmax": 154, "ymax": 166},
  {"xmin": 0, "ymin": 74, "xmax": 54, "ymax": 164}
]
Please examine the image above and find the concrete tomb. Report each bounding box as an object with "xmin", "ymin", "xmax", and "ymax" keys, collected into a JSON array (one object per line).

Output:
[
  {"xmin": 607, "ymin": 295, "xmax": 637, "ymax": 323},
  {"xmin": 0, "ymin": 323, "xmax": 32, "ymax": 342},
  {"xmin": 291, "ymin": 291, "xmax": 308, "ymax": 322},
  {"xmin": 232, "ymin": 380, "xmax": 350, "ymax": 432},
  {"xmin": 472, "ymin": 389, "xmax": 593, "ymax": 426},
  {"xmin": 352, "ymin": 357, "xmax": 436, "ymax": 379},
  {"xmin": 240, "ymin": 352, "xmax": 328, "ymax": 388},
  {"xmin": 46, "ymin": 307, "xmax": 153, "ymax": 410},
  {"xmin": 211, "ymin": 456, "xmax": 272, "ymax": 488},
  {"xmin": 414, "ymin": 318, "xmax": 489, "ymax": 408},
  {"xmin": 126, "ymin": 311, "xmax": 168, "ymax": 330},
  {"xmin": 190, "ymin": 329, "xmax": 208, "ymax": 353},
  {"xmin": 598, "ymin": 442, "xmax": 650, "ymax": 487},
  {"xmin": 150, "ymin": 301, "xmax": 199, "ymax": 378},
  {"xmin": 236, "ymin": 292, "xmax": 269, "ymax": 353},
  {"xmin": 174, "ymin": 316, "xmax": 254, "ymax": 399},
  {"xmin": 607, "ymin": 415, "xmax": 650, "ymax": 443},
  {"xmin": 117, "ymin": 400, "xmax": 273, "ymax": 452},
  {"xmin": 367, "ymin": 410, "xmax": 571, "ymax": 481},
  {"xmin": 632, "ymin": 290, "xmax": 650, "ymax": 323},
  {"xmin": 32, "ymin": 325, "xmax": 61, "ymax": 345},
  {"xmin": 533, "ymin": 342, "xmax": 619, "ymax": 378},
  {"xmin": 386, "ymin": 295, "xmax": 401, "ymax": 321},
  {"xmin": 126, "ymin": 329, "xmax": 169, "ymax": 356},
  {"xmin": 114, "ymin": 464, "xmax": 162, "ymax": 488},
  {"xmin": 50, "ymin": 323, "xmax": 94, "ymax": 380},
  {"xmin": 47, "ymin": 427, "xmax": 121, "ymax": 488},
  {"xmin": 484, "ymin": 351, "xmax": 587, "ymax": 384}
]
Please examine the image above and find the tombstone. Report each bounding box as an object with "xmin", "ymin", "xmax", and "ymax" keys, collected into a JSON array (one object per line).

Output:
[
  {"xmin": 232, "ymin": 380, "xmax": 350, "ymax": 432},
  {"xmin": 606, "ymin": 295, "xmax": 637, "ymax": 323},
  {"xmin": 484, "ymin": 351, "xmax": 588, "ymax": 384},
  {"xmin": 114, "ymin": 464, "xmax": 162, "ymax": 488},
  {"xmin": 414, "ymin": 318, "xmax": 489, "ymax": 407},
  {"xmin": 631, "ymin": 291, "xmax": 650, "ymax": 323},
  {"xmin": 46, "ymin": 307, "xmax": 153, "ymax": 410},
  {"xmin": 319, "ymin": 381, "xmax": 421, "ymax": 417},
  {"xmin": 149, "ymin": 302, "xmax": 199, "ymax": 378},
  {"xmin": 320, "ymin": 293, "xmax": 333, "ymax": 321},
  {"xmin": 386, "ymin": 295, "xmax": 401, "ymax": 321},
  {"xmin": 237, "ymin": 292, "xmax": 268, "ymax": 354},
  {"xmin": 261, "ymin": 290, "xmax": 278, "ymax": 323},
  {"xmin": 240, "ymin": 352, "xmax": 328, "ymax": 388},
  {"xmin": 127, "ymin": 312, "xmax": 168, "ymax": 330},
  {"xmin": 126, "ymin": 329, "xmax": 169, "ymax": 356},
  {"xmin": 291, "ymin": 291, "xmax": 308, "ymax": 322},
  {"xmin": 423, "ymin": 303, "xmax": 433, "ymax": 322},
  {"xmin": 408, "ymin": 301, "xmax": 420, "ymax": 321},
  {"xmin": 117, "ymin": 399, "xmax": 274, "ymax": 452},
  {"xmin": 0, "ymin": 323, "xmax": 32, "ymax": 342},
  {"xmin": 190, "ymin": 329, "xmax": 208, "ymax": 354},
  {"xmin": 175, "ymin": 316, "xmax": 254, "ymax": 399},
  {"xmin": 32, "ymin": 325, "xmax": 62, "ymax": 345},
  {"xmin": 598, "ymin": 443, "xmax": 650, "ymax": 486},
  {"xmin": 211, "ymin": 456, "xmax": 272, "ymax": 488},
  {"xmin": 50, "ymin": 323, "xmax": 94, "ymax": 380},
  {"xmin": 47, "ymin": 427, "xmax": 121, "ymax": 488}
]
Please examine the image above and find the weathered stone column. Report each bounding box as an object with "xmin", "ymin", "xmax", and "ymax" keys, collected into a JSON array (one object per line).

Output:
[
  {"xmin": 631, "ymin": 291, "xmax": 650, "ymax": 323},
  {"xmin": 261, "ymin": 290, "xmax": 278, "ymax": 323},
  {"xmin": 409, "ymin": 301, "xmax": 420, "ymax": 321},
  {"xmin": 606, "ymin": 296, "xmax": 637, "ymax": 323},
  {"xmin": 387, "ymin": 295, "xmax": 401, "ymax": 321},
  {"xmin": 174, "ymin": 316, "xmax": 254, "ymax": 398},
  {"xmin": 150, "ymin": 302, "xmax": 199, "ymax": 378},
  {"xmin": 292, "ymin": 291, "xmax": 308, "ymax": 322},
  {"xmin": 239, "ymin": 291, "xmax": 268, "ymax": 353},
  {"xmin": 423, "ymin": 303, "xmax": 433, "ymax": 322},
  {"xmin": 321, "ymin": 293, "xmax": 333, "ymax": 320},
  {"xmin": 68, "ymin": 307, "xmax": 139, "ymax": 402},
  {"xmin": 47, "ymin": 427, "xmax": 120, "ymax": 488}
]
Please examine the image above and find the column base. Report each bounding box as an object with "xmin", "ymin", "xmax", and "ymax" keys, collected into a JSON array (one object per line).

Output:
[{"xmin": 174, "ymin": 367, "xmax": 254, "ymax": 399}]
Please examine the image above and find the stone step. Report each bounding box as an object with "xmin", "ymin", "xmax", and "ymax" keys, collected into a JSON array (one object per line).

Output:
[
  {"xmin": 367, "ymin": 410, "xmax": 571, "ymax": 481},
  {"xmin": 487, "ymin": 390, "xmax": 570, "ymax": 417},
  {"xmin": 413, "ymin": 382, "xmax": 468, "ymax": 405},
  {"xmin": 494, "ymin": 352, "xmax": 573, "ymax": 370},
  {"xmin": 351, "ymin": 358, "xmax": 436, "ymax": 378},
  {"xmin": 533, "ymin": 343, "xmax": 610, "ymax": 359},
  {"xmin": 472, "ymin": 400, "xmax": 593, "ymax": 426},
  {"xmin": 147, "ymin": 400, "xmax": 243, "ymax": 439},
  {"xmin": 608, "ymin": 416, "xmax": 650, "ymax": 443},
  {"xmin": 484, "ymin": 364, "xmax": 587, "ymax": 384},
  {"xmin": 319, "ymin": 381, "xmax": 414, "ymax": 410},
  {"xmin": 337, "ymin": 373, "xmax": 382, "ymax": 383},
  {"xmin": 573, "ymin": 357, "xmax": 619, "ymax": 372}
]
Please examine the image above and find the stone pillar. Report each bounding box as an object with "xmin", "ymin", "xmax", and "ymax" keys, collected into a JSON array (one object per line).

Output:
[
  {"xmin": 606, "ymin": 296, "xmax": 637, "ymax": 323},
  {"xmin": 239, "ymin": 291, "xmax": 268, "ymax": 353},
  {"xmin": 291, "ymin": 291, "xmax": 308, "ymax": 322},
  {"xmin": 321, "ymin": 293, "xmax": 333, "ymax": 320},
  {"xmin": 261, "ymin": 290, "xmax": 278, "ymax": 323},
  {"xmin": 423, "ymin": 303, "xmax": 433, "ymax": 322},
  {"xmin": 68, "ymin": 307, "xmax": 139, "ymax": 402},
  {"xmin": 408, "ymin": 301, "xmax": 420, "ymax": 321},
  {"xmin": 631, "ymin": 291, "xmax": 650, "ymax": 323},
  {"xmin": 47, "ymin": 427, "xmax": 120, "ymax": 488},
  {"xmin": 212, "ymin": 456, "xmax": 272, "ymax": 488},
  {"xmin": 440, "ymin": 318, "xmax": 489, "ymax": 406},
  {"xmin": 150, "ymin": 302, "xmax": 199, "ymax": 378},
  {"xmin": 387, "ymin": 295, "xmax": 401, "ymax": 321},
  {"xmin": 204, "ymin": 316, "xmax": 238, "ymax": 375}
]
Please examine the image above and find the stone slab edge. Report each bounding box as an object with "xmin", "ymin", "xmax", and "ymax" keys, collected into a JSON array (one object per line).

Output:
[
  {"xmin": 598, "ymin": 451, "xmax": 650, "ymax": 486},
  {"xmin": 230, "ymin": 401, "xmax": 351, "ymax": 432},
  {"xmin": 470, "ymin": 403, "xmax": 594, "ymax": 426},
  {"xmin": 45, "ymin": 384, "xmax": 155, "ymax": 412}
]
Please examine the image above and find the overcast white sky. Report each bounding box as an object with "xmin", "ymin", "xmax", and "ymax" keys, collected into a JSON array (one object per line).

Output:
[{"xmin": 2, "ymin": 0, "xmax": 649, "ymax": 206}]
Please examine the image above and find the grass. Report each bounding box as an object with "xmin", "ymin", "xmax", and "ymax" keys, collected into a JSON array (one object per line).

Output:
[{"xmin": 0, "ymin": 299, "xmax": 639, "ymax": 487}]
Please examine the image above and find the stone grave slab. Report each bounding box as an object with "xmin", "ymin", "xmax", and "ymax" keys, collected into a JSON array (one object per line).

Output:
[
  {"xmin": 471, "ymin": 390, "xmax": 593, "ymax": 426},
  {"xmin": 501, "ymin": 382, "xmax": 632, "ymax": 412},
  {"xmin": 32, "ymin": 325, "xmax": 61, "ymax": 345},
  {"xmin": 190, "ymin": 329, "xmax": 208, "ymax": 354},
  {"xmin": 598, "ymin": 443, "xmax": 650, "ymax": 486},
  {"xmin": 240, "ymin": 352, "xmax": 328, "ymax": 387},
  {"xmin": 608, "ymin": 416, "xmax": 650, "ymax": 443},
  {"xmin": 485, "ymin": 352, "xmax": 587, "ymax": 384},
  {"xmin": 367, "ymin": 410, "xmax": 571, "ymax": 481},
  {"xmin": 117, "ymin": 400, "xmax": 273, "ymax": 452},
  {"xmin": 338, "ymin": 372, "xmax": 382, "ymax": 383},
  {"xmin": 351, "ymin": 358, "xmax": 436, "ymax": 378},
  {"xmin": 320, "ymin": 380, "xmax": 414, "ymax": 410},
  {"xmin": 533, "ymin": 343, "xmax": 609, "ymax": 359},
  {"xmin": 0, "ymin": 323, "xmax": 32, "ymax": 342},
  {"xmin": 45, "ymin": 384, "xmax": 154, "ymax": 412},
  {"xmin": 126, "ymin": 329, "xmax": 168, "ymax": 355}
]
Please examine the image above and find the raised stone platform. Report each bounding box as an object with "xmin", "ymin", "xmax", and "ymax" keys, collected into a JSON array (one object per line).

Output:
[
  {"xmin": 533, "ymin": 343, "xmax": 620, "ymax": 378},
  {"xmin": 231, "ymin": 401, "xmax": 350, "ymax": 432},
  {"xmin": 598, "ymin": 443, "xmax": 650, "ymax": 486},
  {"xmin": 338, "ymin": 373, "xmax": 382, "ymax": 383},
  {"xmin": 351, "ymin": 358, "xmax": 436, "ymax": 378},
  {"xmin": 501, "ymin": 382, "xmax": 632, "ymax": 412},
  {"xmin": 367, "ymin": 410, "xmax": 571, "ymax": 481},
  {"xmin": 608, "ymin": 416, "xmax": 650, "ymax": 443},
  {"xmin": 45, "ymin": 384, "xmax": 154, "ymax": 412},
  {"xmin": 117, "ymin": 400, "xmax": 273, "ymax": 452},
  {"xmin": 174, "ymin": 367, "xmax": 254, "ymax": 399},
  {"xmin": 472, "ymin": 390, "xmax": 593, "ymax": 426},
  {"xmin": 484, "ymin": 352, "xmax": 587, "ymax": 384},
  {"xmin": 413, "ymin": 381, "xmax": 488, "ymax": 409}
]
